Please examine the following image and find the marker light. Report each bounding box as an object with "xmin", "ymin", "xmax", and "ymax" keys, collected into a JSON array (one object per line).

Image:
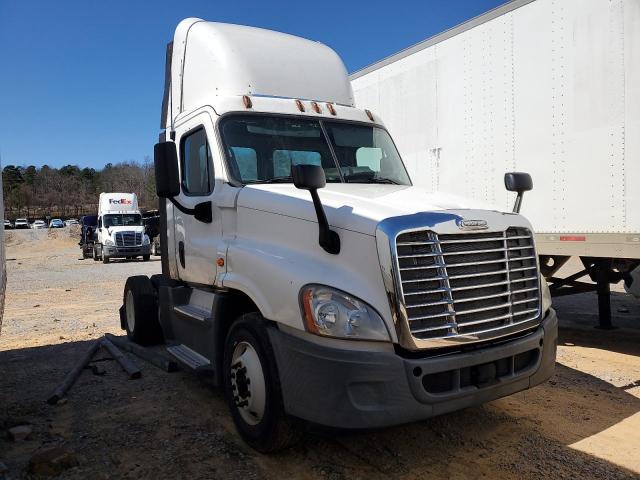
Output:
[
  {"xmin": 326, "ymin": 103, "xmax": 337, "ymax": 115},
  {"xmin": 295, "ymin": 99, "xmax": 305, "ymax": 112},
  {"xmin": 311, "ymin": 101, "xmax": 321, "ymax": 114},
  {"xmin": 242, "ymin": 95, "xmax": 252, "ymax": 109}
]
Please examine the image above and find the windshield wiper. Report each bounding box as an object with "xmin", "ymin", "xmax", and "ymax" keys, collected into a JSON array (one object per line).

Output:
[
  {"xmin": 344, "ymin": 175, "xmax": 401, "ymax": 185},
  {"xmin": 246, "ymin": 176, "xmax": 293, "ymax": 184}
]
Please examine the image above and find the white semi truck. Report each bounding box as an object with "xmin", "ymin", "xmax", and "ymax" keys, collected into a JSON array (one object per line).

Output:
[
  {"xmin": 122, "ymin": 19, "xmax": 556, "ymax": 452},
  {"xmin": 94, "ymin": 192, "xmax": 151, "ymax": 263},
  {"xmin": 350, "ymin": 0, "xmax": 640, "ymax": 327}
]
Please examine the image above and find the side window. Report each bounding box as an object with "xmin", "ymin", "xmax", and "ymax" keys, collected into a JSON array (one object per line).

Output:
[
  {"xmin": 180, "ymin": 127, "xmax": 213, "ymax": 195},
  {"xmin": 273, "ymin": 150, "xmax": 322, "ymax": 177},
  {"xmin": 230, "ymin": 147, "xmax": 258, "ymax": 181}
]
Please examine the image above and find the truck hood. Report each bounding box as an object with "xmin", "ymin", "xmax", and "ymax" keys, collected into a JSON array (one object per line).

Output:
[{"xmin": 237, "ymin": 184, "xmax": 502, "ymax": 236}]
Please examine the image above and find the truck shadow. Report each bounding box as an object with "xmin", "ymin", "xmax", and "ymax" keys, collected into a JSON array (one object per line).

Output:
[{"xmin": 0, "ymin": 339, "xmax": 638, "ymax": 479}]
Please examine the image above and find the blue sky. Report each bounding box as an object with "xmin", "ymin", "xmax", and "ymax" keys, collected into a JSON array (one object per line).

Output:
[{"xmin": 0, "ymin": 0, "xmax": 504, "ymax": 169}]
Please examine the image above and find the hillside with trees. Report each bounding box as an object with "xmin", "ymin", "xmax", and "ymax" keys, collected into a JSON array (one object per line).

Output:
[{"xmin": 2, "ymin": 160, "xmax": 157, "ymax": 220}]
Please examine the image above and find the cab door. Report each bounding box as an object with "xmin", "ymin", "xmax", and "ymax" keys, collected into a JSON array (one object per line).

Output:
[{"xmin": 172, "ymin": 112, "xmax": 223, "ymax": 285}]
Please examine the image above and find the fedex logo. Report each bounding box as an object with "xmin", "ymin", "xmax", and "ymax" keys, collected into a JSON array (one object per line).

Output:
[{"xmin": 109, "ymin": 198, "xmax": 132, "ymax": 205}]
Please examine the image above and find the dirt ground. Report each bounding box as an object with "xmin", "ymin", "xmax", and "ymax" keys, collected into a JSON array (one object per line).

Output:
[{"xmin": 1, "ymin": 229, "xmax": 639, "ymax": 479}]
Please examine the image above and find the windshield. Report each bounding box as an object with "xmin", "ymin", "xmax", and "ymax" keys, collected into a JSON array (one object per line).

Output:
[
  {"xmin": 220, "ymin": 115, "xmax": 411, "ymax": 185},
  {"xmin": 103, "ymin": 214, "xmax": 142, "ymax": 228}
]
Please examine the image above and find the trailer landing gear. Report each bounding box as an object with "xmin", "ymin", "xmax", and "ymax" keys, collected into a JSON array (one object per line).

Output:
[{"xmin": 541, "ymin": 255, "xmax": 639, "ymax": 329}]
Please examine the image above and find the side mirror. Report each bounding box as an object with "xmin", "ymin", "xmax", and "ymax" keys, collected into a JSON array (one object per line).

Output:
[
  {"xmin": 292, "ymin": 165, "xmax": 340, "ymax": 255},
  {"xmin": 504, "ymin": 172, "xmax": 533, "ymax": 213},
  {"xmin": 154, "ymin": 142, "xmax": 180, "ymax": 198}
]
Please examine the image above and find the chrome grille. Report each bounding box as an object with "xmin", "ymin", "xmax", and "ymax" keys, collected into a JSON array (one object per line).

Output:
[
  {"xmin": 396, "ymin": 227, "xmax": 540, "ymax": 341},
  {"xmin": 115, "ymin": 231, "xmax": 142, "ymax": 247}
]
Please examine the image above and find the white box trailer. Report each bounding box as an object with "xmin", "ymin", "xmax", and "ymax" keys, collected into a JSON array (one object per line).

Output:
[{"xmin": 351, "ymin": 0, "xmax": 640, "ymax": 327}]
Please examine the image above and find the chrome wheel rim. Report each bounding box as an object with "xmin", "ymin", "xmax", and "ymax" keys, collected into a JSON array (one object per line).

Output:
[{"xmin": 230, "ymin": 341, "xmax": 266, "ymax": 426}]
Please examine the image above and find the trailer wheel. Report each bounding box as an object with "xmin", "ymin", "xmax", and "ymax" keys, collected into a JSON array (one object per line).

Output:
[
  {"xmin": 223, "ymin": 313, "xmax": 301, "ymax": 452},
  {"xmin": 123, "ymin": 276, "xmax": 163, "ymax": 345}
]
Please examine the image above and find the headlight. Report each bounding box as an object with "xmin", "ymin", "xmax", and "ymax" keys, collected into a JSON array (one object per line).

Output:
[
  {"xmin": 541, "ymin": 276, "xmax": 552, "ymax": 314},
  {"xmin": 143, "ymin": 234, "xmax": 150, "ymax": 245},
  {"xmin": 300, "ymin": 285, "xmax": 390, "ymax": 341},
  {"xmin": 104, "ymin": 238, "xmax": 114, "ymax": 246}
]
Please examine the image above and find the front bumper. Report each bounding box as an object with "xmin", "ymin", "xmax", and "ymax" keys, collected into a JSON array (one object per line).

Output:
[
  {"xmin": 269, "ymin": 308, "xmax": 557, "ymax": 429},
  {"xmin": 104, "ymin": 244, "xmax": 150, "ymax": 258}
]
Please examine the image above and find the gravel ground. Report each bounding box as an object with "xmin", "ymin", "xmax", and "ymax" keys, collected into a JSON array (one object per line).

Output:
[{"xmin": 1, "ymin": 229, "xmax": 639, "ymax": 479}]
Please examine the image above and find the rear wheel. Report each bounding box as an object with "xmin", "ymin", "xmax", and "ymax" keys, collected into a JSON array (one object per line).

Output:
[
  {"xmin": 223, "ymin": 313, "xmax": 301, "ymax": 452},
  {"xmin": 122, "ymin": 276, "xmax": 163, "ymax": 345},
  {"xmin": 143, "ymin": 254, "xmax": 150, "ymax": 262},
  {"xmin": 92, "ymin": 245, "xmax": 99, "ymax": 262},
  {"xmin": 102, "ymin": 254, "xmax": 110, "ymax": 264}
]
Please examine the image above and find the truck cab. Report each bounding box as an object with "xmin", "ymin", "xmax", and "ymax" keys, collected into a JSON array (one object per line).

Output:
[
  {"xmin": 122, "ymin": 19, "xmax": 557, "ymax": 452},
  {"xmin": 95, "ymin": 193, "xmax": 150, "ymax": 263}
]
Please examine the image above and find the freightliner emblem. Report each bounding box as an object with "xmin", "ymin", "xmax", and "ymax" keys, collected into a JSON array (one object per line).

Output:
[{"xmin": 457, "ymin": 219, "xmax": 488, "ymax": 230}]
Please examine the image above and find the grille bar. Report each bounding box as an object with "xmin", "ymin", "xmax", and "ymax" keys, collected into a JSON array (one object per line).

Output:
[{"xmin": 395, "ymin": 227, "xmax": 541, "ymax": 342}]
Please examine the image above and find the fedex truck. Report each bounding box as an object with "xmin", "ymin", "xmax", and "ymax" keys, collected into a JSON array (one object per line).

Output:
[
  {"xmin": 350, "ymin": 0, "xmax": 640, "ymax": 327},
  {"xmin": 93, "ymin": 193, "xmax": 151, "ymax": 263}
]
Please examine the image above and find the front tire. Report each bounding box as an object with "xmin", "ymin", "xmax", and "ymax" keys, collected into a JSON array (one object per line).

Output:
[
  {"xmin": 122, "ymin": 276, "xmax": 163, "ymax": 345},
  {"xmin": 143, "ymin": 254, "xmax": 150, "ymax": 262},
  {"xmin": 92, "ymin": 245, "xmax": 99, "ymax": 262},
  {"xmin": 223, "ymin": 313, "xmax": 301, "ymax": 452}
]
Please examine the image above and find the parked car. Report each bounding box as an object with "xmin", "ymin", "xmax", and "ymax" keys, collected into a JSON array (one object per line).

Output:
[
  {"xmin": 49, "ymin": 219, "xmax": 64, "ymax": 228},
  {"xmin": 14, "ymin": 218, "xmax": 30, "ymax": 229},
  {"xmin": 64, "ymin": 219, "xmax": 79, "ymax": 227},
  {"xmin": 3, "ymin": 220, "xmax": 12, "ymax": 230},
  {"xmin": 31, "ymin": 220, "xmax": 47, "ymax": 229}
]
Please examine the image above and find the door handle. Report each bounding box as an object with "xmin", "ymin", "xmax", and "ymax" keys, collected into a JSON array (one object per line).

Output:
[{"xmin": 178, "ymin": 241, "xmax": 185, "ymax": 268}]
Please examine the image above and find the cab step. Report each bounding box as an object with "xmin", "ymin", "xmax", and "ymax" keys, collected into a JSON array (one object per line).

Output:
[
  {"xmin": 173, "ymin": 304, "xmax": 212, "ymax": 324},
  {"xmin": 166, "ymin": 344, "xmax": 212, "ymax": 371}
]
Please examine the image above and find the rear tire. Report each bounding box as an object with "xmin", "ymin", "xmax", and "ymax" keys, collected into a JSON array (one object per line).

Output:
[
  {"xmin": 122, "ymin": 276, "xmax": 163, "ymax": 345},
  {"xmin": 143, "ymin": 254, "xmax": 150, "ymax": 262},
  {"xmin": 92, "ymin": 246, "xmax": 99, "ymax": 262},
  {"xmin": 102, "ymin": 254, "xmax": 110, "ymax": 264},
  {"xmin": 223, "ymin": 313, "xmax": 301, "ymax": 452}
]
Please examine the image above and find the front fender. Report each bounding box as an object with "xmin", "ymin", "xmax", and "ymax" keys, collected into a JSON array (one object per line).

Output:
[{"xmin": 221, "ymin": 207, "xmax": 395, "ymax": 339}]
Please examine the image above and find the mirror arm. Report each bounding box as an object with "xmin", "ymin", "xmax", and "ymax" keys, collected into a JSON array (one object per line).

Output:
[
  {"xmin": 513, "ymin": 193, "xmax": 524, "ymax": 213},
  {"xmin": 168, "ymin": 197, "xmax": 212, "ymax": 224},
  {"xmin": 309, "ymin": 189, "xmax": 340, "ymax": 255}
]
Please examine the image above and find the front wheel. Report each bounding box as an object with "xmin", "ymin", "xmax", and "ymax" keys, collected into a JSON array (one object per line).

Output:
[
  {"xmin": 223, "ymin": 313, "xmax": 301, "ymax": 452},
  {"xmin": 142, "ymin": 254, "xmax": 150, "ymax": 262},
  {"xmin": 122, "ymin": 276, "xmax": 163, "ymax": 345}
]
